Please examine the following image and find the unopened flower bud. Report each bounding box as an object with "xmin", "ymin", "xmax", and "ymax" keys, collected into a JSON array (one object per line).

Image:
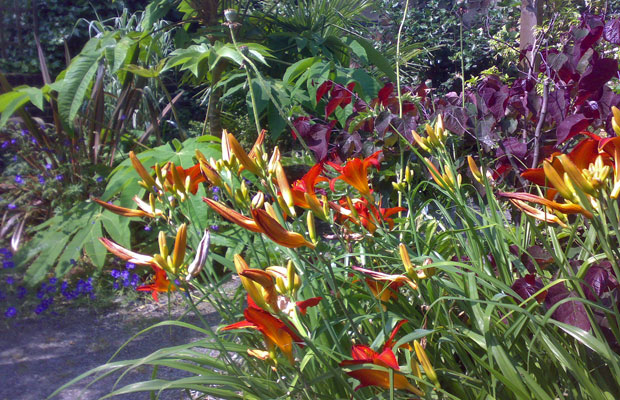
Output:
[
  {"xmin": 186, "ymin": 230, "xmax": 210, "ymax": 281},
  {"xmin": 251, "ymin": 192, "xmax": 265, "ymax": 209},
  {"xmin": 307, "ymin": 211, "xmax": 317, "ymax": 244}
]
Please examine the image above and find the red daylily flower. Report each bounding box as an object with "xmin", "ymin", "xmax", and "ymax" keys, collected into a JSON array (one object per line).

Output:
[
  {"xmin": 137, "ymin": 265, "xmax": 176, "ymax": 301},
  {"xmin": 221, "ymin": 296, "xmax": 306, "ymax": 364},
  {"xmin": 333, "ymin": 197, "xmax": 405, "ymax": 234},
  {"xmin": 339, "ymin": 321, "xmax": 424, "ymax": 395},
  {"xmin": 291, "ymin": 163, "xmax": 328, "ymax": 209},
  {"xmin": 163, "ymin": 163, "xmax": 205, "ymax": 195},
  {"xmin": 328, "ymin": 151, "xmax": 382, "ymax": 197},
  {"xmin": 599, "ymin": 136, "xmax": 620, "ymax": 198},
  {"xmin": 521, "ymin": 138, "xmax": 602, "ymax": 186}
]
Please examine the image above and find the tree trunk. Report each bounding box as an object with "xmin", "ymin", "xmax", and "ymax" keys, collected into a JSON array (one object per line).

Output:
[{"xmin": 520, "ymin": 0, "xmax": 543, "ymax": 75}]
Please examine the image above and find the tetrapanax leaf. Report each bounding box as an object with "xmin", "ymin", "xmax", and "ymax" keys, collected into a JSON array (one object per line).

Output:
[
  {"xmin": 545, "ymin": 282, "xmax": 591, "ymax": 331},
  {"xmin": 292, "ymin": 116, "xmax": 311, "ymax": 140},
  {"xmin": 604, "ymin": 18, "xmax": 620, "ymax": 44},
  {"xmin": 556, "ymin": 114, "xmax": 591, "ymax": 145},
  {"xmin": 316, "ymin": 80, "xmax": 333, "ymax": 104},
  {"xmin": 512, "ymin": 274, "xmax": 546, "ymax": 303}
]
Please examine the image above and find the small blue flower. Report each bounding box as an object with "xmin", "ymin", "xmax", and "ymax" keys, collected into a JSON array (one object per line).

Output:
[
  {"xmin": 38, "ymin": 175, "xmax": 45, "ymax": 184},
  {"xmin": 69, "ymin": 259, "xmax": 76, "ymax": 266},
  {"xmin": 3, "ymin": 261, "xmax": 15, "ymax": 269},
  {"xmin": 17, "ymin": 286, "xmax": 27, "ymax": 299},
  {"xmin": 55, "ymin": 175, "xmax": 63, "ymax": 181},
  {"xmin": 4, "ymin": 307, "xmax": 17, "ymax": 318},
  {"xmin": 210, "ymin": 225, "xmax": 220, "ymax": 231},
  {"xmin": 10, "ymin": 139, "xmax": 16, "ymax": 145},
  {"xmin": 21, "ymin": 129, "xmax": 28, "ymax": 136},
  {"xmin": 120, "ymin": 114, "xmax": 127, "ymax": 121},
  {"xmin": 45, "ymin": 163, "xmax": 52, "ymax": 170},
  {"xmin": 212, "ymin": 187, "xmax": 220, "ymax": 194},
  {"xmin": 6, "ymin": 276, "xmax": 14, "ymax": 285},
  {"xmin": 120, "ymin": 270, "xmax": 129, "ymax": 280},
  {"xmin": 123, "ymin": 278, "xmax": 131, "ymax": 287},
  {"xmin": 112, "ymin": 281, "xmax": 120, "ymax": 290},
  {"xmin": 0, "ymin": 290, "xmax": 5, "ymax": 301},
  {"xmin": 144, "ymin": 226, "xmax": 152, "ymax": 231},
  {"xmin": 110, "ymin": 269, "xmax": 121, "ymax": 279},
  {"xmin": 36, "ymin": 290, "xmax": 45, "ymax": 299},
  {"xmin": 49, "ymin": 277, "xmax": 58, "ymax": 285},
  {"xmin": 212, "ymin": 195, "xmax": 219, "ymax": 202},
  {"xmin": 14, "ymin": 175, "xmax": 24, "ymax": 185},
  {"xmin": 96, "ymin": 176, "xmax": 103, "ymax": 183},
  {"xmin": 7, "ymin": 203, "xmax": 16, "ymax": 210},
  {"xmin": 125, "ymin": 262, "xmax": 135, "ymax": 270}
]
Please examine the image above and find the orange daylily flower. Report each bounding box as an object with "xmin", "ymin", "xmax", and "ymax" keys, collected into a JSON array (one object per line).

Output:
[
  {"xmin": 291, "ymin": 163, "xmax": 328, "ymax": 208},
  {"xmin": 221, "ymin": 296, "xmax": 305, "ymax": 364},
  {"xmin": 163, "ymin": 162, "xmax": 205, "ymax": 195},
  {"xmin": 599, "ymin": 136, "xmax": 620, "ymax": 198},
  {"xmin": 521, "ymin": 138, "xmax": 602, "ymax": 186},
  {"xmin": 334, "ymin": 197, "xmax": 405, "ymax": 234},
  {"xmin": 251, "ymin": 209, "xmax": 316, "ymax": 249},
  {"xmin": 203, "ymin": 197, "xmax": 263, "ymax": 233},
  {"xmin": 339, "ymin": 321, "xmax": 424, "ymax": 395},
  {"xmin": 137, "ymin": 265, "xmax": 176, "ymax": 301},
  {"xmin": 328, "ymin": 151, "xmax": 382, "ymax": 197}
]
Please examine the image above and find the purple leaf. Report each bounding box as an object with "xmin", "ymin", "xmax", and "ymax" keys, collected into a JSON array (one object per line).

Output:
[
  {"xmin": 578, "ymin": 58, "xmax": 618, "ymax": 95},
  {"xmin": 556, "ymin": 114, "xmax": 591, "ymax": 145},
  {"xmin": 582, "ymin": 266, "xmax": 611, "ymax": 302},
  {"xmin": 511, "ymin": 274, "xmax": 546, "ymax": 303},
  {"xmin": 545, "ymin": 282, "xmax": 591, "ymax": 331},
  {"xmin": 497, "ymin": 137, "xmax": 527, "ymax": 163},
  {"xmin": 604, "ymin": 18, "xmax": 620, "ymax": 44},
  {"xmin": 316, "ymin": 80, "xmax": 333, "ymax": 104}
]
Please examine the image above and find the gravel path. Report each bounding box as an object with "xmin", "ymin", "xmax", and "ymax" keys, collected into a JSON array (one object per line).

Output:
[{"xmin": 0, "ymin": 293, "xmax": 231, "ymax": 400}]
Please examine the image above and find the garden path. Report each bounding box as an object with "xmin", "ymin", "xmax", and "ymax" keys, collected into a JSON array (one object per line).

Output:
[{"xmin": 0, "ymin": 294, "xmax": 226, "ymax": 400}]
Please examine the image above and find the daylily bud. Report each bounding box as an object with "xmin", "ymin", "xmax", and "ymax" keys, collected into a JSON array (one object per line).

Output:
[
  {"xmin": 228, "ymin": 132, "xmax": 261, "ymax": 176},
  {"xmin": 304, "ymin": 192, "xmax": 326, "ymax": 220},
  {"xmin": 171, "ymin": 223, "xmax": 187, "ymax": 273},
  {"xmin": 158, "ymin": 231, "xmax": 169, "ymax": 261},
  {"xmin": 307, "ymin": 211, "xmax": 317, "ymax": 244},
  {"xmin": 404, "ymin": 165, "xmax": 413, "ymax": 183},
  {"xmin": 417, "ymin": 257, "xmax": 436, "ymax": 279},
  {"xmin": 185, "ymin": 230, "xmax": 210, "ymax": 281},
  {"xmin": 414, "ymin": 340, "xmax": 440, "ymax": 388},
  {"xmin": 467, "ymin": 156, "xmax": 483, "ymax": 183},
  {"xmin": 130, "ymin": 151, "xmax": 158, "ymax": 192},
  {"xmin": 275, "ymin": 161, "xmax": 295, "ymax": 215},
  {"xmin": 287, "ymin": 260, "xmax": 300, "ymax": 293},
  {"xmin": 240, "ymin": 180, "xmax": 249, "ymax": 199},
  {"xmin": 612, "ymin": 106, "xmax": 620, "ymax": 136},
  {"xmin": 268, "ymin": 147, "xmax": 281, "ymax": 175},
  {"xmin": 399, "ymin": 243, "xmax": 415, "ymax": 276},
  {"xmin": 251, "ymin": 192, "xmax": 265, "ymax": 209},
  {"xmin": 275, "ymin": 275, "xmax": 287, "ymax": 295},
  {"xmin": 154, "ymin": 163, "xmax": 165, "ymax": 190},
  {"xmin": 197, "ymin": 151, "xmax": 223, "ymax": 187}
]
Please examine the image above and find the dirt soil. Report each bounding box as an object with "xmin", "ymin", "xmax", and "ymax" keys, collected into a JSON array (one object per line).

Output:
[{"xmin": 0, "ymin": 291, "xmax": 233, "ymax": 400}]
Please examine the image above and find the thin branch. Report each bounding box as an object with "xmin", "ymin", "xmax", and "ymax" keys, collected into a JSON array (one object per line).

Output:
[{"xmin": 531, "ymin": 79, "xmax": 549, "ymax": 168}]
